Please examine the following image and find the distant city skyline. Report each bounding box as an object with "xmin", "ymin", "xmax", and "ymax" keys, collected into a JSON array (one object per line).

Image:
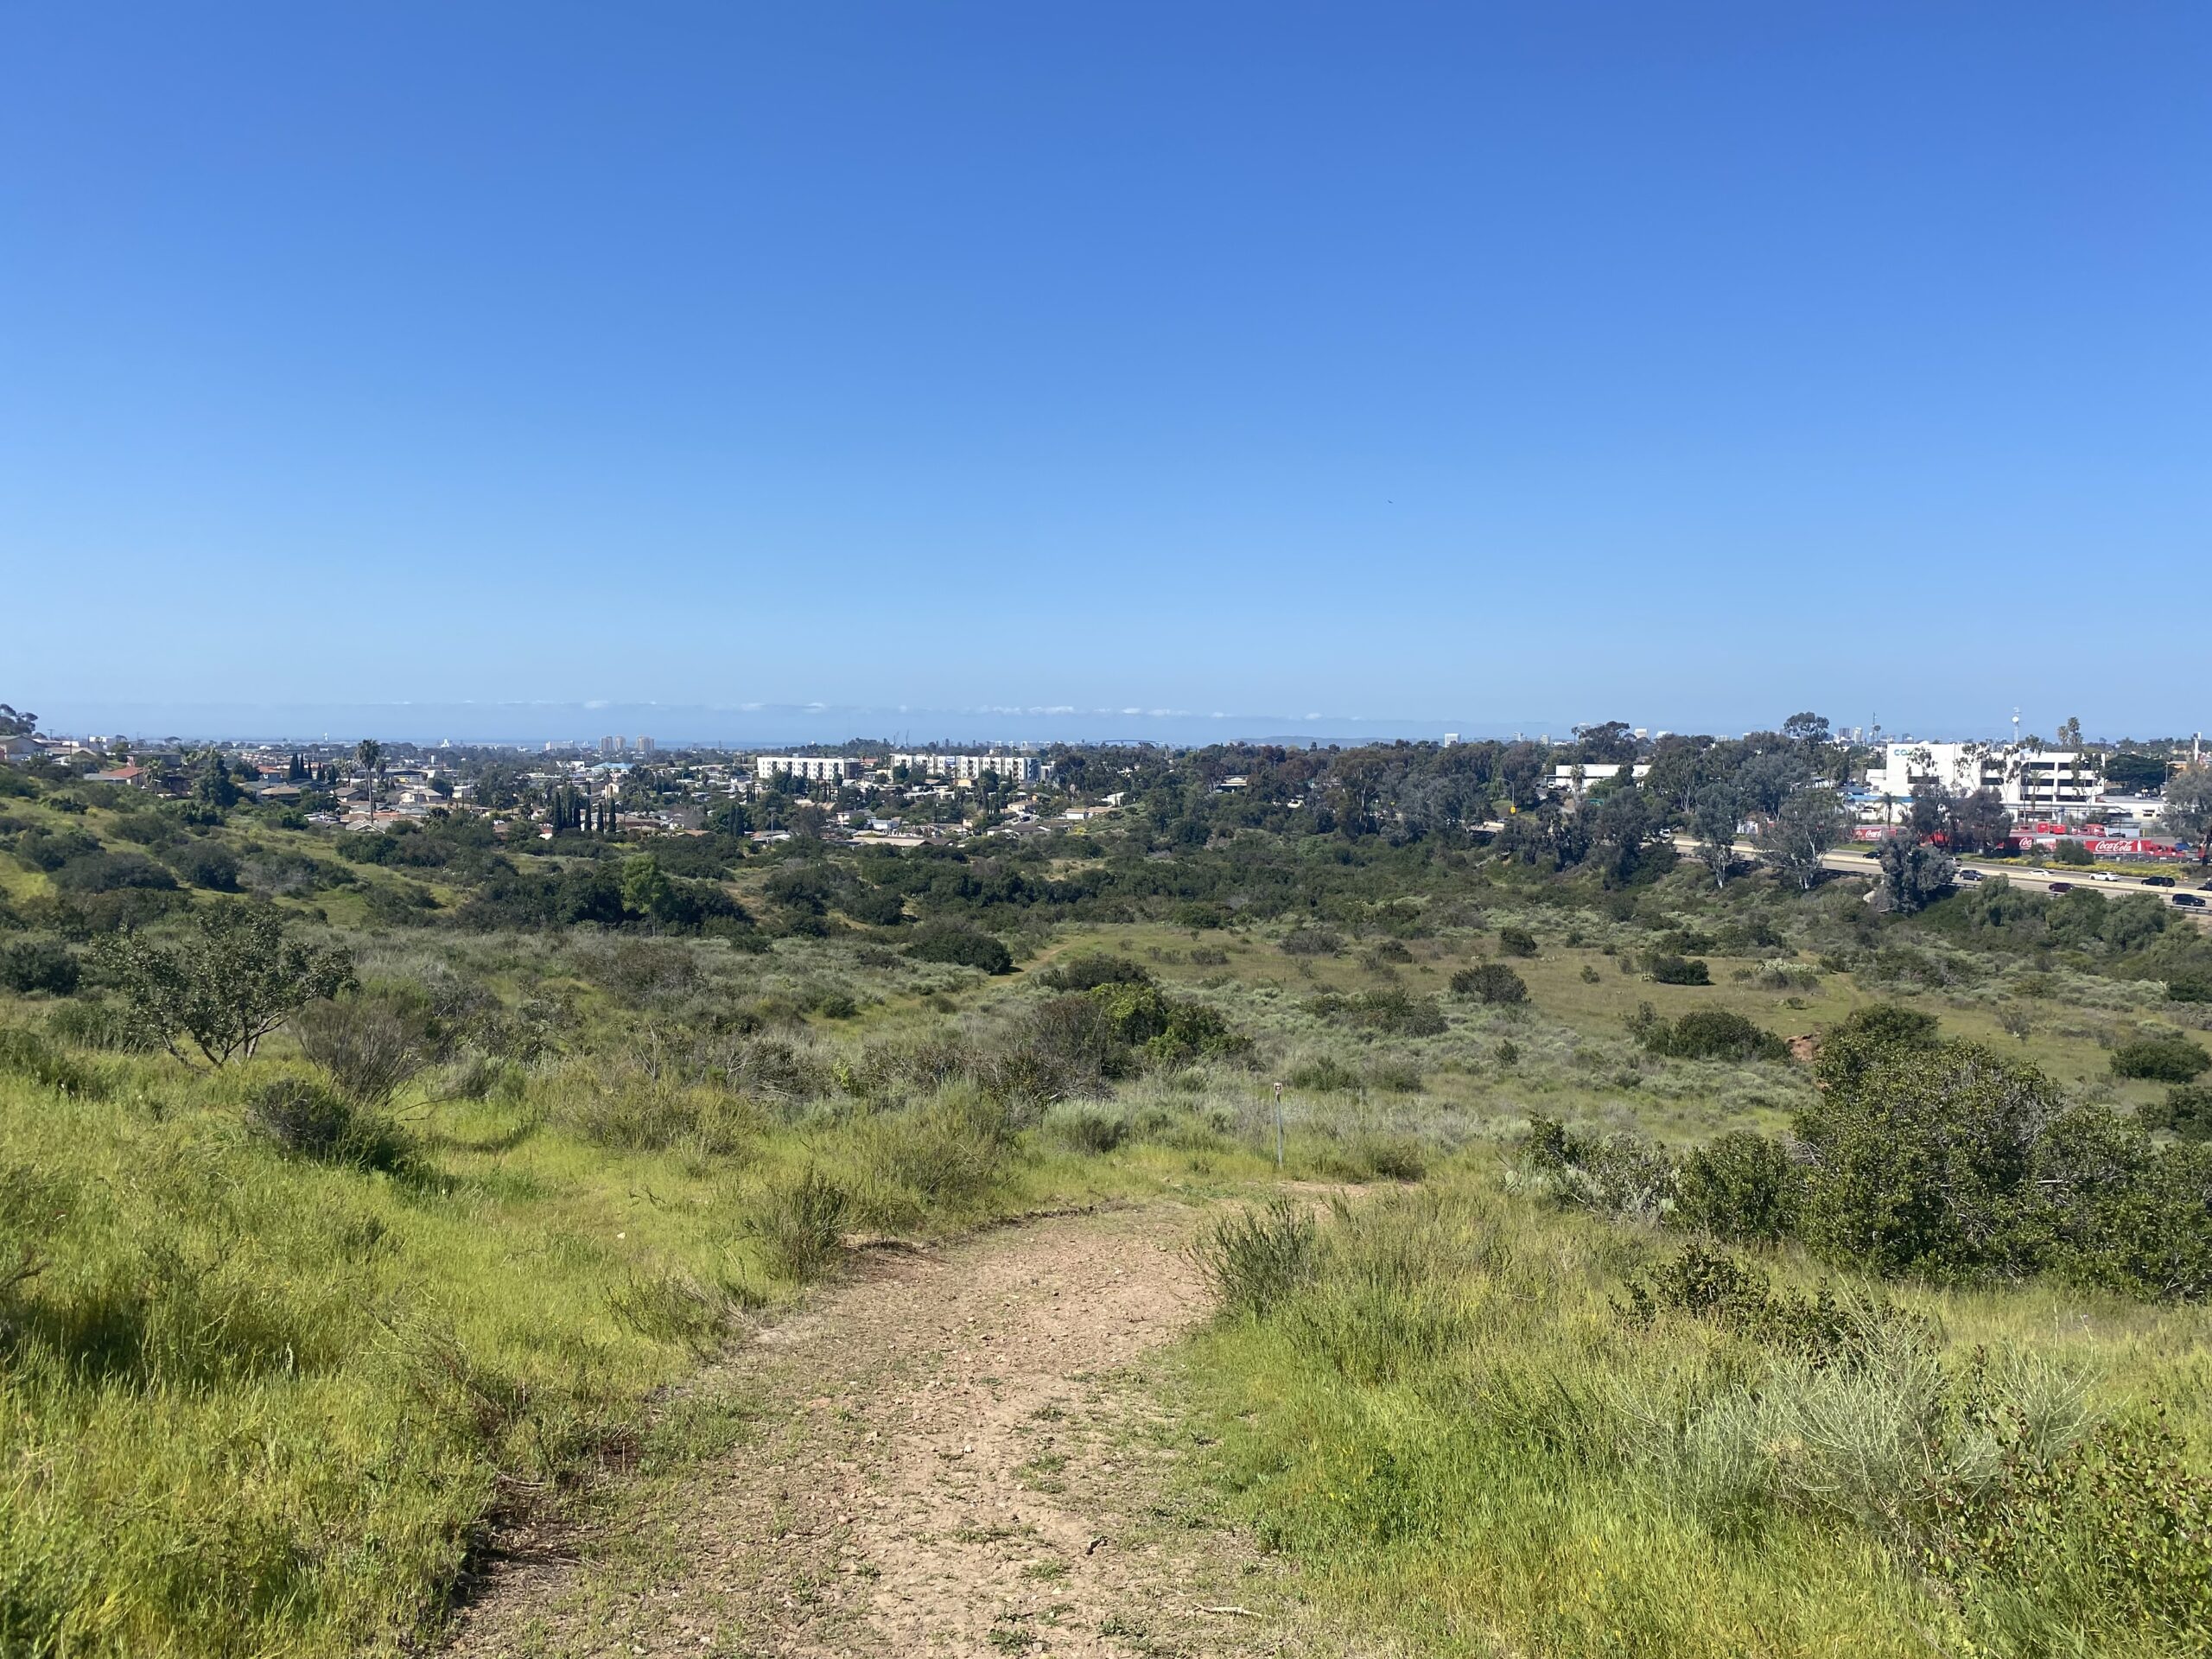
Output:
[
  {"xmin": 4, "ymin": 6, "xmax": 2205, "ymax": 732},
  {"xmin": 21, "ymin": 696, "xmax": 2195, "ymax": 751}
]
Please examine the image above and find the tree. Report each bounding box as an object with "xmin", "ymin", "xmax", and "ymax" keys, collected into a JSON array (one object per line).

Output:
[
  {"xmin": 620, "ymin": 853, "xmax": 680, "ymax": 923},
  {"xmin": 2101, "ymin": 752, "xmax": 2166, "ymax": 792},
  {"xmin": 194, "ymin": 749, "xmax": 241, "ymax": 811},
  {"xmin": 0, "ymin": 704, "xmax": 35, "ymax": 736},
  {"xmin": 1874, "ymin": 833, "xmax": 1955, "ymax": 913},
  {"xmin": 354, "ymin": 739, "xmax": 385, "ymax": 823},
  {"xmin": 1781, "ymin": 711, "xmax": 1832, "ymax": 747},
  {"xmin": 1756, "ymin": 786, "xmax": 1848, "ymax": 890},
  {"xmin": 1948, "ymin": 788, "xmax": 2013, "ymax": 855},
  {"xmin": 1688, "ymin": 782, "xmax": 1742, "ymax": 888},
  {"xmin": 1572, "ymin": 721, "xmax": 1640, "ymax": 765},
  {"xmin": 2164, "ymin": 766, "xmax": 2212, "ymax": 865},
  {"xmin": 93, "ymin": 904, "xmax": 355, "ymax": 1067},
  {"xmin": 2057, "ymin": 715, "xmax": 2083, "ymax": 751}
]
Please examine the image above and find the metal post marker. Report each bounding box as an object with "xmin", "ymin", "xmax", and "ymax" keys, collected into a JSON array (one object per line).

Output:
[{"xmin": 1273, "ymin": 1080, "xmax": 1285, "ymax": 1170}]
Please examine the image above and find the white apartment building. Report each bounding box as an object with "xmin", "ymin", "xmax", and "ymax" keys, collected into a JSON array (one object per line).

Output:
[
  {"xmin": 1864, "ymin": 741, "xmax": 2098, "ymax": 810},
  {"xmin": 755, "ymin": 755, "xmax": 863, "ymax": 784},
  {"xmin": 891, "ymin": 752, "xmax": 1043, "ymax": 784}
]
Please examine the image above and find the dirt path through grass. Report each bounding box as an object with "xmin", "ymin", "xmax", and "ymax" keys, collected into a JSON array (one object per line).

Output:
[{"xmin": 445, "ymin": 1202, "xmax": 1320, "ymax": 1658}]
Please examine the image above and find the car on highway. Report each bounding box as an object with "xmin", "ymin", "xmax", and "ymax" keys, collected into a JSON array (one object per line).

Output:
[
  {"xmin": 1957, "ymin": 868, "xmax": 1985, "ymax": 883},
  {"xmin": 2173, "ymin": 893, "xmax": 2208, "ymax": 909},
  {"xmin": 2048, "ymin": 881, "xmax": 2074, "ymax": 893},
  {"xmin": 2144, "ymin": 875, "xmax": 2176, "ymax": 887},
  {"xmin": 2090, "ymin": 872, "xmax": 2120, "ymax": 883}
]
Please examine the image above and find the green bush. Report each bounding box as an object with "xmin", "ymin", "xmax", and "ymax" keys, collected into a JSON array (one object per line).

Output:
[
  {"xmin": 1621, "ymin": 1242, "xmax": 1923, "ymax": 1369},
  {"xmin": 1522, "ymin": 1116, "xmax": 1677, "ymax": 1221},
  {"xmin": 742, "ymin": 1165, "xmax": 849, "ymax": 1281},
  {"xmin": 855, "ymin": 1093, "xmax": 1016, "ymax": 1219},
  {"xmin": 2110, "ymin": 1032, "xmax": 2211, "ymax": 1084},
  {"xmin": 1287, "ymin": 1054, "xmax": 1362, "ymax": 1093},
  {"xmin": 1673, "ymin": 1131, "xmax": 1802, "ymax": 1243},
  {"xmin": 0, "ymin": 936, "xmax": 79, "ymax": 996},
  {"xmin": 1638, "ymin": 1009, "xmax": 1788, "ymax": 1063},
  {"xmin": 2141, "ymin": 1084, "xmax": 2212, "ymax": 1141},
  {"xmin": 1648, "ymin": 952, "xmax": 1712, "ymax": 986},
  {"xmin": 1039, "ymin": 952, "xmax": 1152, "ymax": 992},
  {"xmin": 1812, "ymin": 1003, "xmax": 1942, "ymax": 1095},
  {"xmin": 1192, "ymin": 1198, "xmax": 1319, "ymax": 1318},
  {"xmin": 906, "ymin": 923, "xmax": 1014, "ymax": 975},
  {"xmin": 1449, "ymin": 963, "xmax": 1527, "ymax": 1004},
  {"xmin": 1043, "ymin": 1101, "xmax": 1131, "ymax": 1154},
  {"xmin": 0, "ymin": 1027, "xmax": 105, "ymax": 1096},
  {"xmin": 242, "ymin": 1077, "xmax": 415, "ymax": 1173},
  {"xmin": 1796, "ymin": 1043, "xmax": 2050, "ymax": 1281},
  {"xmin": 2164, "ymin": 971, "xmax": 2212, "ymax": 1004},
  {"xmin": 1496, "ymin": 925, "xmax": 1538, "ymax": 958}
]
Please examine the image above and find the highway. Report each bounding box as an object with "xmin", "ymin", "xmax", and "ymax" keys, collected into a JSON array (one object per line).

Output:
[{"xmin": 1810, "ymin": 845, "xmax": 2211, "ymax": 902}]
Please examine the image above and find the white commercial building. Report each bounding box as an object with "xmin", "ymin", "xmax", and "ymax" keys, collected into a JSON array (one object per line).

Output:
[
  {"xmin": 755, "ymin": 755, "xmax": 864, "ymax": 784},
  {"xmin": 891, "ymin": 752, "xmax": 1043, "ymax": 784},
  {"xmin": 1864, "ymin": 741, "xmax": 2098, "ymax": 812}
]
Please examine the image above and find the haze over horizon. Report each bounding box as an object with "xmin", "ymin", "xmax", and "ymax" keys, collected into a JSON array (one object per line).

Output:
[{"xmin": 5, "ymin": 3, "xmax": 2206, "ymax": 736}]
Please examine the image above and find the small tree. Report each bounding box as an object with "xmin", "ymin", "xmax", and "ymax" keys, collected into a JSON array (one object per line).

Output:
[
  {"xmin": 94, "ymin": 905, "xmax": 355, "ymax": 1067},
  {"xmin": 2162, "ymin": 766, "xmax": 2212, "ymax": 867},
  {"xmin": 1757, "ymin": 786, "xmax": 1848, "ymax": 891},
  {"xmin": 1874, "ymin": 833, "xmax": 1955, "ymax": 913},
  {"xmin": 1688, "ymin": 782, "xmax": 1742, "ymax": 889}
]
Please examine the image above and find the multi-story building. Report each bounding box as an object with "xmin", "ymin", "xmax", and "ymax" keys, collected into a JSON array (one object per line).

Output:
[
  {"xmin": 1864, "ymin": 741, "xmax": 2098, "ymax": 812},
  {"xmin": 891, "ymin": 752, "xmax": 1043, "ymax": 784},
  {"xmin": 755, "ymin": 755, "xmax": 863, "ymax": 784},
  {"xmin": 636, "ymin": 736, "xmax": 656, "ymax": 756}
]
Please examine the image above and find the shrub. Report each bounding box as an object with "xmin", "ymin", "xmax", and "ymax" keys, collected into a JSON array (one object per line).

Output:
[
  {"xmin": 2165, "ymin": 971, "xmax": 2212, "ymax": 1004},
  {"xmin": 51, "ymin": 849, "xmax": 176, "ymax": 892},
  {"xmin": 606, "ymin": 1271, "xmax": 731, "ymax": 1355},
  {"xmin": 1192, "ymin": 1198, "xmax": 1319, "ymax": 1318},
  {"xmin": 1522, "ymin": 1117, "xmax": 1677, "ymax": 1222},
  {"xmin": 2110, "ymin": 1032, "xmax": 2211, "ymax": 1084},
  {"xmin": 743, "ymin": 1165, "xmax": 849, "ymax": 1281},
  {"xmin": 1497, "ymin": 925, "xmax": 1538, "ymax": 958},
  {"xmin": 1287, "ymin": 1054, "xmax": 1362, "ymax": 1093},
  {"xmin": 1813, "ymin": 1003, "xmax": 1942, "ymax": 1095},
  {"xmin": 1639, "ymin": 1009, "xmax": 1788, "ymax": 1063},
  {"xmin": 295, "ymin": 995, "xmax": 429, "ymax": 1108},
  {"xmin": 0, "ymin": 936, "xmax": 79, "ymax": 996},
  {"xmin": 1039, "ymin": 952, "xmax": 1153, "ymax": 992},
  {"xmin": 1673, "ymin": 1132, "xmax": 1802, "ymax": 1243},
  {"xmin": 1043, "ymin": 1102, "xmax": 1131, "ymax": 1154},
  {"xmin": 1796, "ymin": 1042, "xmax": 2052, "ymax": 1281},
  {"xmin": 1621, "ymin": 1243, "xmax": 1924, "ymax": 1369},
  {"xmin": 43, "ymin": 999, "xmax": 152, "ymax": 1052},
  {"xmin": 1450, "ymin": 963, "xmax": 1528, "ymax": 1005},
  {"xmin": 243, "ymin": 1077, "xmax": 414, "ymax": 1173},
  {"xmin": 1324, "ymin": 987, "xmax": 1446, "ymax": 1037},
  {"xmin": 168, "ymin": 842, "xmax": 241, "ymax": 891},
  {"xmin": 1648, "ymin": 952, "xmax": 1712, "ymax": 986},
  {"xmin": 906, "ymin": 923, "xmax": 1014, "ymax": 975},
  {"xmin": 855, "ymin": 1093, "xmax": 1016, "ymax": 1218},
  {"xmin": 1279, "ymin": 927, "xmax": 1343, "ymax": 957},
  {"xmin": 0, "ymin": 1027, "xmax": 105, "ymax": 1096},
  {"xmin": 2141, "ymin": 1084, "xmax": 2212, "ymax": 1142}
]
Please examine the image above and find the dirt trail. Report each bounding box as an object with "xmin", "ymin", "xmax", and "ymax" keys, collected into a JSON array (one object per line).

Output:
[{"xmin": 446, "ymin": 1203, "xmax": 1318, "ymax": 1659}]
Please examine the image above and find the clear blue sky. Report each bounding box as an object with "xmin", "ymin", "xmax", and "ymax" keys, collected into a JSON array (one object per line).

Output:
[{"xmin": 4, "ymin": 3, "xmax": 2206, "ymax": 742}]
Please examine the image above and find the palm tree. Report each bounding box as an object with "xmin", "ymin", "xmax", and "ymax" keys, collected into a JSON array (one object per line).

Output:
[{"xmin": 355, "ymin": 738, "xmax": 384, "ymax": 823}]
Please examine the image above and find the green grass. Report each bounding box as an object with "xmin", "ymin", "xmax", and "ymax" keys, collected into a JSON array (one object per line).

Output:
[
  {"xmin": 0, "ymin": 1043, "xmax": 1192, "ymax": 1656},
  {"xmin": 1175, "ymin": 1174, "xmax": 2212, "ymax": 1657}
]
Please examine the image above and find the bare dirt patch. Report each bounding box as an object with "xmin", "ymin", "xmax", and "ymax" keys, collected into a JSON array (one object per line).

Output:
[{"xmin": 445, "ymin": 1203, "xmax": 1329, "ymax": 1658}]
